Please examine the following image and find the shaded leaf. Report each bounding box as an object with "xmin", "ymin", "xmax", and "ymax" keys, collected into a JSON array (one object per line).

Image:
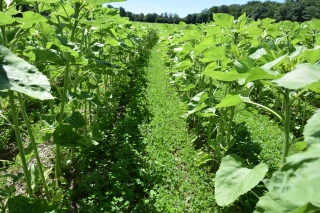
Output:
[
  {"xmin": 8, "ymin": 195, "xmax": 57, "ymax": 213},
  {"xmin": 66, "ymin": 111, "xmax": 86, "ymax": 129},
  {"xmin": 53, "ymin": 124, "xmax": 80, "ymax": 147}
]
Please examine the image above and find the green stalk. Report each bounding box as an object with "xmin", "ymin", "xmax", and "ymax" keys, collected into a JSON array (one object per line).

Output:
[
  {"xmin": 54, "ymin": 0, "xmax": 82, "ymax": 186},
  {"xmin": 55, "ymin": 53, "xmax": 71, "ymax": 186},
  {"xmin": 1, "ymin": 0, "xmax": 32, "ymax": 195},
  {"xmin": 18, "ymin": 94, "xmax": 50, "ymax": 200},
  {"xmin": 9, "ymin": 91, "xmax": 33, "ymax": 196},
  {"xmin": 226, "ymin": 106, "xmax": 235, "ymax": 148},
  {"xmin": 281, "ymin": 89, "xmax": 291, "ymax": 165},
  {"xmin": 300, "ymin": 98, "xmax": 307, "ymax": 136},
  {"xmin": 247, "ymin": 101, "xmax": 284, "ymax": 124}
]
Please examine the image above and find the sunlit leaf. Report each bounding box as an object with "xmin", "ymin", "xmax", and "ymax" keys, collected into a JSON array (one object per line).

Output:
[
  {"xmin": 0, "ymin": 46, "xmax": 53, "ymax": 100},
  {"xmin": 215, "ymin": 154, "xmax": 268, "ymax": 206},
  {"xmin": 216, "ymin": 93, "xmax": 250, "ymax": 108},
  {"xmin": 194, "ymin": 151, "xmax": 214, "ymax": 167},
  {"xmin": 213, "ymin": 13, "xmax": 234, "ymax": 29},
  {"xmin": 273, "ymin": 64, "xmax": 320, "ymax": 90}
]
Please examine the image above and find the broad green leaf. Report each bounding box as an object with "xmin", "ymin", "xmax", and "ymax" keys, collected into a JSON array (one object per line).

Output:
[
  {"xmin": 249, "ymin": 48, "xmax": 267, "ymax": 60},
  {"xmin": 189, "ymin": 91, "xmax": 208, "ymax": 103},
  {"xmin": 216, "ymin": 93, "xmax": 250, "ymax": 108},
  {"xmin": 8, "ymin": 195, "xmax": 57, "ymax": 213},
  {"xmin": 175, "ymin": 60, "xmax": 193, "ymax": 71},
  {"xmin": 179, "ymin": 84, "xmax": 195, "ymax": 92},
  {"xmin": 90, "ymin": 125, "xmax": 103, "ymax": 142},
  {"xmin": 295, "ymin": 142, "xmax": 307, "ymax": 151},
  {"xmin": 0, "ymin": 46, "xmax": 53, "ymax": 100},
  {"xmin": 19, "ymin": 11, "xmax": 47, "ymax": 29},
  {"xmin": 272, "ymin": 64, "xmax": 320, "ymax": 90},
  {"xmin": 308, "ymin": 80, "xmax": 320, "ymax": 93},
  {"xmin": 199, "ymin": 46, "xmax": 226, "ymax": 62},
  {"xmin": 261, "ymin": 55, "xmax": 287, "ymax": 71},
  {"xmin": 53, "ymin": 124, "xmax": 80, "ymax": 147},
  {"xmin": 194, "ymin": 37, "xmax": 215, "ymax": 56},
  {"xmin": 303, "ymin": 47, "xmax": 320, "ymax": 64},
  {"xmin": 187, "ymin": 92, "xmax": 208, "ymax": 115},
  {"xmin": 51, "ymin": 4, "xmax": 74, "ymax": 18},
  {"xmin": 39, "ymin": 22, "xmax": 56, "ymax": 40},
  {"xmin": 213, "ymin": 13, "xmax": 234, "ymax": 29},
  {"xmin": 183, "ymin": 29, "xmax": 202, "ymax": 41},
  {"xmin": 29, "ymin": 165, "xmax": 39, "ymax": 192},
  {"xmin": 52, "ymin": 188, "xmax": 63, "ymax": 202},
  {"xmin": 291, "ymin": 203, "xmax": 320, "ymax": 213},
  {"xmin": 198, "ymin": 107, "xmax": 216, "ymax": 118},
  {"xmin": 310, "ymin": 19, "xmax": 320, "ymax": 31},
  {"xmin": 303, "ymin": 110, "xmax": 320, "ymax": 143},
  {"xmin": 202, "ymin": 70, "xmax": 248, "ymax": 81},
  {"xmin": 21, "ymin": 0, "xmax": 59, "ymax": 2},
  {"xmin": 32, "ymin": 49, "xmax": 64, "ymax": 65},
  {"xmin": 66, "ymin": 111, "xmax": 86, "ymax": 129},
  {"xmin": 0, "ymin": 12, "xmax": 15, "ymax": 26},
  {"xmin": 188, "ymin": 102, "xmax": 207, "ymax": 116},
  {"xmin": 266, "ymin": 24, "xmax": 280, "ymax": 38},
  {"xmin": 215, "ymin": 154, "xmax": 268, "ymax": 206},
  {"xmin": 79, "ymin": 135, "xmax": 98, "ymax": 147},
  {"xmin": 246, "ymin": 67, "xmax": 281, "ymax": 82},
  {"xmin": 194, "ymin": 151, "xmax": 214, "ymax": 167},
  {"xmin": 203, "ymin": 62, "xmax": 218, "ymax": 73},
  {"xmin": 254, "ymin": 192, "xmax": 298, "ymax": 213},
  {"xmin": 263, "ymin": 143, "xmax": 320, "ymax": 208},
  {"xmin": 96, "ymin": 0, "xmax": 126, "ymax": 6},
  {"xmin": 234, "ymin": 57, "xmax": 253, "ymax": 73}
]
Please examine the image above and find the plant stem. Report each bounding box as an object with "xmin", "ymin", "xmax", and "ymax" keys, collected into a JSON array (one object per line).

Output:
[
  {"xmin": 8, "ymin": 91, "xmax": 33, "ymax": 196},
  {"xmin": 55, "ymin": 53, "xmax": 71, "ymax": 186},
  {"xmin": 247, "ymin": 101, "xmax": 284, "ymax": 124},
  {"xmin": 1, "ymin": 0, "xmax": 33, "ymax": 196},
  {"xmin": 226, "ymin": 106, "xmax": 235, "ymax": 148},
  {"xmin": 17, "ymin": 94, "xmax": 50, "ymax": 200},
  {"xmin": 281, "ymin": 89, "xmax": 291, "ymax": 165}
]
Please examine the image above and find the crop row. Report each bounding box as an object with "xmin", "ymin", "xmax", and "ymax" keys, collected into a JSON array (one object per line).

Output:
[
  {"xmin": 157, "ymin": 14, "xmax": 320, "ymax": 212},
  {"xmin": 0, "ymin": 0, "xmax": 158, "ymax": 211}
]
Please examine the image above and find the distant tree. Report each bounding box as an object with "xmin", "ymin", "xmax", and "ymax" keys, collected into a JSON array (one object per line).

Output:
[
  {"xmin": 119, "ymin": 7, "xmax": 126, "ymax": 17},
  {"xmin": 172, "ymin": 14, "xmax": 180, "ymax": 24},
  {"xmin": 144, "ymin": 13, "xmax": 156, "ymax": 22},
  {"xmin": 115, "ymin": 0, "xmax": 320, "ymax": 24},
  {"xmin": 228, "ymin": 4, "xmax": 242, "ymax": 19},
  {"xmin": 184, "ymin": 14, "xmax": 191, "ymax": 24},
  {"xmin": 138, "ymin": 13, "xmax": 144, "ymax": 22}
]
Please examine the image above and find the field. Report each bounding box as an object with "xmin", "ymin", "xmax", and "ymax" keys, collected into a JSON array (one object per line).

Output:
[{"xmin": 0, "ymin": 1, "xmax": 320, "ymax": 212}]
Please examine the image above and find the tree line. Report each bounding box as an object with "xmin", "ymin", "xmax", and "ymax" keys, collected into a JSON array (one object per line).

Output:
[{"xmin": 110, "ymin": 0, "xmax": 320, "ymax": 24}]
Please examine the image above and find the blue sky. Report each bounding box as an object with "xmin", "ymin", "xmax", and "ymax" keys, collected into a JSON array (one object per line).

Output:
[{"xmin": 107, "ymin": 0, "xmax": 284, "ymax": 17}]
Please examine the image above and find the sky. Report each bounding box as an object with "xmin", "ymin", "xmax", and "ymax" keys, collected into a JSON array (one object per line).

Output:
[{"xmin": 107, "ymin": 0, "xmax": 284, "ymax": 18}]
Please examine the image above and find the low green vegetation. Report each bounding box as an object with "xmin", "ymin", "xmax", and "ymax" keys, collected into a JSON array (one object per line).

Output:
[{"xmin": 143, "ymin": 46, "xmax": 216, "ymax": 212}]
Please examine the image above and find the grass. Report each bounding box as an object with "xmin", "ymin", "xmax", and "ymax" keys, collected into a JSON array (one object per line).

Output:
[{"xmin": 143, "ymin": 45, "xmax": 217, "ymax": 212}]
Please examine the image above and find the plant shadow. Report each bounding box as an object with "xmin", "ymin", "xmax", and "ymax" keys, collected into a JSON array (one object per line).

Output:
[{"xmin": 67, "ymin": 61, "xmax": 162, "ymax": 213}]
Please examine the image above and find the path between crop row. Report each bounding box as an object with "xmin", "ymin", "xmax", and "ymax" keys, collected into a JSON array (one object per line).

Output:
[{"xmin": 142, "ymin": 45, "xmax": 216, "ymax": 212}]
